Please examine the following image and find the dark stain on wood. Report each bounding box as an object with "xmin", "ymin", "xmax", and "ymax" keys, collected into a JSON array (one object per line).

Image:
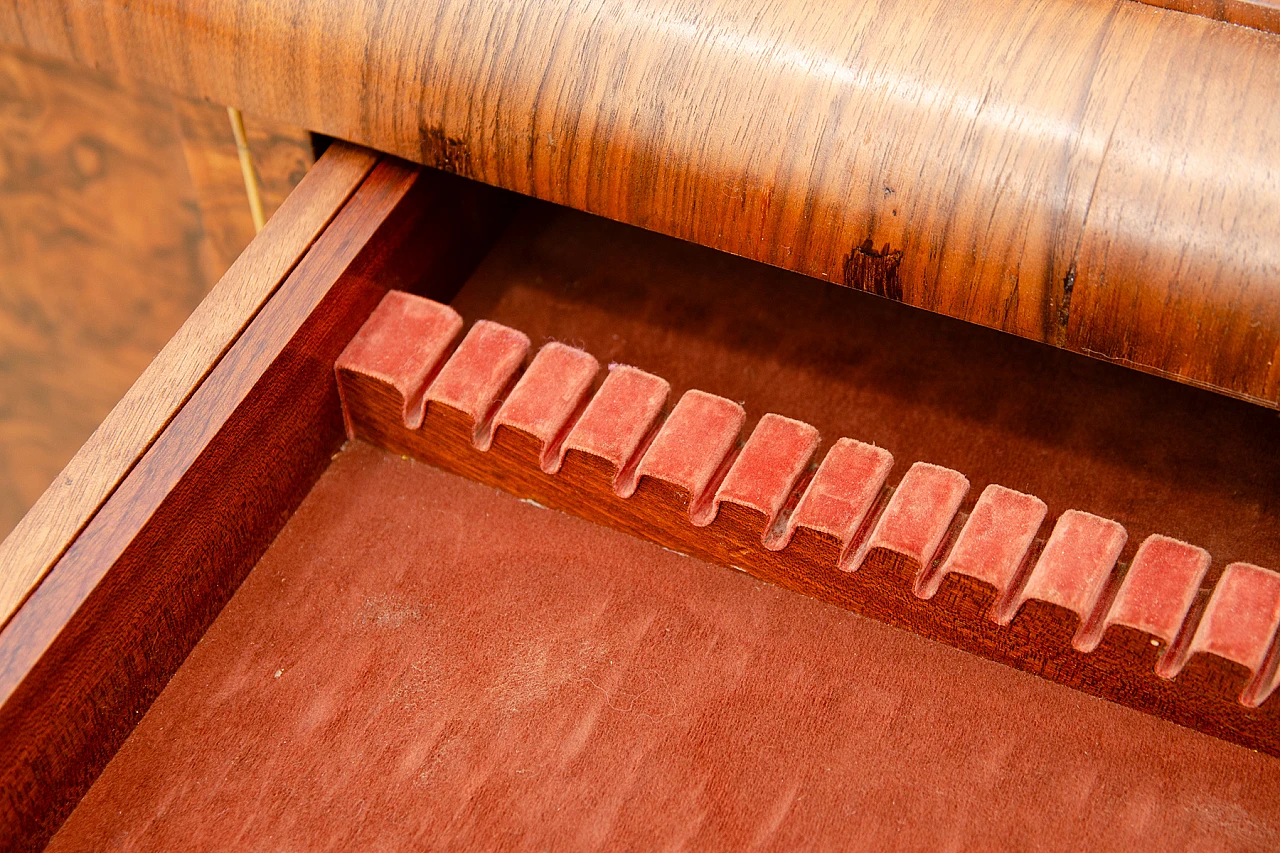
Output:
[
  {"xmin": 420, "ymin": 127, "xmax": 473, "ymax": 178},
  {"xmin": 842, "ymin": 238, "xmax": 904, "ymax": 302},
  {"xmin": 1056, "ymin": 263, "xmax": 1077, "ymax": 347}
]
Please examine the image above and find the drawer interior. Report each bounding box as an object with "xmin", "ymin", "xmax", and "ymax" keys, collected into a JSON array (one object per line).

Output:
[
  {"xmin": 5, "ymin": 150, "xmax": 1280, "ymax": 850},
  {"xmin": 48, "ymin": 441, "xmax": 1280, "ymax": 852}
]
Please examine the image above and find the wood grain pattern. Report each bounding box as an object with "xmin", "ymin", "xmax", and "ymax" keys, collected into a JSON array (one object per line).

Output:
[
  {"xmin": 0, "ymin": 44, "xmax": 317, "ymax": 553},
  {"xmin": 0, "ymin": 155, "xmax": 516, "ymax": 853},
  {"xmin": 0, "ymin": 0, "xmax": 1276, "ymax": 405},
  {"xmin": 1138, "ymin": 0, "xmax": 1280, "ymax": 33},
  {"xmin": 0, "ymin": 45, "xmax": 219, "ymax": 543},
  {"xmin": 0, "ymin": 141, "xmax": 377, "ymax": 632},
  {"xmin": 337, "ymin": 295, "xmax": 1280, "ymax": 756}
]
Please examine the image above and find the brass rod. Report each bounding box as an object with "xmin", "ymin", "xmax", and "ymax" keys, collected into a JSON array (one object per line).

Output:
[{"xmin": 227, "ymin": 106, "xmax": 266, "ymax": 233}]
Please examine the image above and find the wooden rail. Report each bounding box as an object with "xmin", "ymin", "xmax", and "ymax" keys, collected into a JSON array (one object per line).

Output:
[{"xmin": 1, "ymin": 0, "xmax": 1278, "ymax": 406}]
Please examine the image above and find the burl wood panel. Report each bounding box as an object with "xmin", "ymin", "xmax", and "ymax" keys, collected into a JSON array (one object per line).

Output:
[
  {"xmin": 338, "ymin": 290, "xmax": 1280, "ymax": 755},
  {"xmin": 0, "ymin": 44, "xmax": 218, "ymax": 542},
  {"xmin": 0, "ymin": 157, "xmax": 514, "ymax": 852},
  {"xmin": 49, "ymin": 444, "xmax": 1280, "ymax": 852},
  {"xmin": 0, "ymin": 140, "xmax": 375, "ymax": 632},
  {"xmin": 173, "ymin": 96, "xmax": 316, "ymax": 276},
  {"xmin": 0, "ymin": 44, "xmax": 318, "ymax": 621},
  {"xmin": 2, "ymin": 0, "xmax": 1278, "ymax": 406}
]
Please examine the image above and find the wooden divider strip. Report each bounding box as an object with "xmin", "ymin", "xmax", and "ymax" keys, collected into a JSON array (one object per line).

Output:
[{"xmin": 337, "ymin": 291, "xmax": 1280, "ymax": 755}]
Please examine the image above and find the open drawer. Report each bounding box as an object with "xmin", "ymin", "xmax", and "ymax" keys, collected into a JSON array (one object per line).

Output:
[{"xmin": 3, "ymin": 143, "xmax": 1280, "ymax": 851}]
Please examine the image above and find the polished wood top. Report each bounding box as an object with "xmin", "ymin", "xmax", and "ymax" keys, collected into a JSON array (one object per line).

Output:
[{"xmin": 1, "ymin": 0, "xmax": 1278, "ymax": 407}]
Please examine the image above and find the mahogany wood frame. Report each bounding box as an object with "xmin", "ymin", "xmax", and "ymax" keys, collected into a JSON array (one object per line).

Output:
[
  {"xmin": 0, "ymin": 149, "xmax": 515, "ymax": 853},
  {"xmin": 0, "ymin": 141, "xmax": 379, "ymax": 630}
]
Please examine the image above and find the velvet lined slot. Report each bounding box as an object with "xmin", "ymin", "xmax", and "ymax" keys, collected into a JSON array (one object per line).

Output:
[
  {"xmin": 1089, "ymin": 536, "xmax": 1209, "ymax": 655},
  {"xmin": 426, "ymin": 320, "xmax": 531, "ymax": 446},
  {"xmin": 334, "ymin": 292, "xmax": 464, "ymax": 429},
  {"xmin": 785, "ymin": 438, "xmax": 895, "ymax": 555},
  {"xmin": 1172, "ymin": 563, "xmax": 1280, "ymax": 707},
  {"xmin": 924, "ymin": 484, "xmax": 1046, "ymax": 606},
  {"xmin": 633, "ymin": 389, "xmax": 746, "ymax": 524},
  {"xmin": 854, "ymin": 462, "xmax": 970, "ymax": 575},
  {"xmin": 562, "ymin": 365, "xmax": 670, "ymax": 494},
  {"xmin": 715, "ymin": 414, "xmax": 821, "ymax": 542},
  {"xmin": 490, "ymin": 343, "xmax": 601, "ymax": 471}
]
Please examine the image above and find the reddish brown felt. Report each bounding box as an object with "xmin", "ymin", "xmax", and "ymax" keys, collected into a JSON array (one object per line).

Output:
[
  {"xmin": 48, "ymin": 444, "xmax": 1280, "ymax": 852},
  {"xmin": 429, "ymin": 205, "xmax": 1280, "ymax": 748}
]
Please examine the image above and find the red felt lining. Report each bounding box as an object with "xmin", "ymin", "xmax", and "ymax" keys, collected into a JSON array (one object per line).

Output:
[{"xmin": 48, "ymin": 444, "xmax": 1280, "ymax": 852}]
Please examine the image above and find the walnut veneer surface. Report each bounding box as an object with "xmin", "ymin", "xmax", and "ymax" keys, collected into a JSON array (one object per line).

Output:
[
  {"xmin": 49, "ymin": 442, "xmax": 1280, "ymax": 852},
  {"xmin": 0, "ymin": 142, "xmax": 374, "ymax": 631},
  {"xmin": 1140, "ymin": 0, "xmax": 1280, "ymax": 32},
  {"xmin": 0, "ymin": 41, "xmax": 318, "ymax": 624},
  {"xmin": 1, "ymin": 0, "xmax": 1277, "ymax": 406}
]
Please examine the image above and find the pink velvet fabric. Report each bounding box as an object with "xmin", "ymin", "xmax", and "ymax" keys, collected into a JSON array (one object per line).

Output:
[
  {"xmin": 1107, "ymin": 536, "xmax": 1211, "ymax": 644},
  {"xmin": 1014, "ymin": 510, "xmax": 1128, "ymax": 626},
  {"xmin": 635, "ymin": 390, "xmax": 744, "ymax": 521},
  {"xmin": 860, "ymin": 462, "xmax": 969, "ymax": 569},
  {"xmin": 786, "ymin": 438, "xmax": 893, "ymax": 548},
  {"xmin": 1186, "ymin": 563, "xmax": 1280, "ymax": 676},
  {"xmin": 427, "ymin": 319, "xmax": 529, "ymax": 427},
  {"xmin": 342, "ymin": 288, "xmax": 1280, "ymax": 711},
  {"xmin": 562, "ymin": 365, "xmax": 668, "ymax": 481},
  {"xmin": 493, "ymin": 343, "xmax": 599, "ymax": 460},
  {"xmin": 930, "ymin": 484, "xmax": 1046, "ymax": 600},
  {"xmin": 335, "ymin": 291, "xmax": 462, "ymax": 427},
  {"xmin": 715, "ymin": 414, "xmax": 819, "ymax": 531}
]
